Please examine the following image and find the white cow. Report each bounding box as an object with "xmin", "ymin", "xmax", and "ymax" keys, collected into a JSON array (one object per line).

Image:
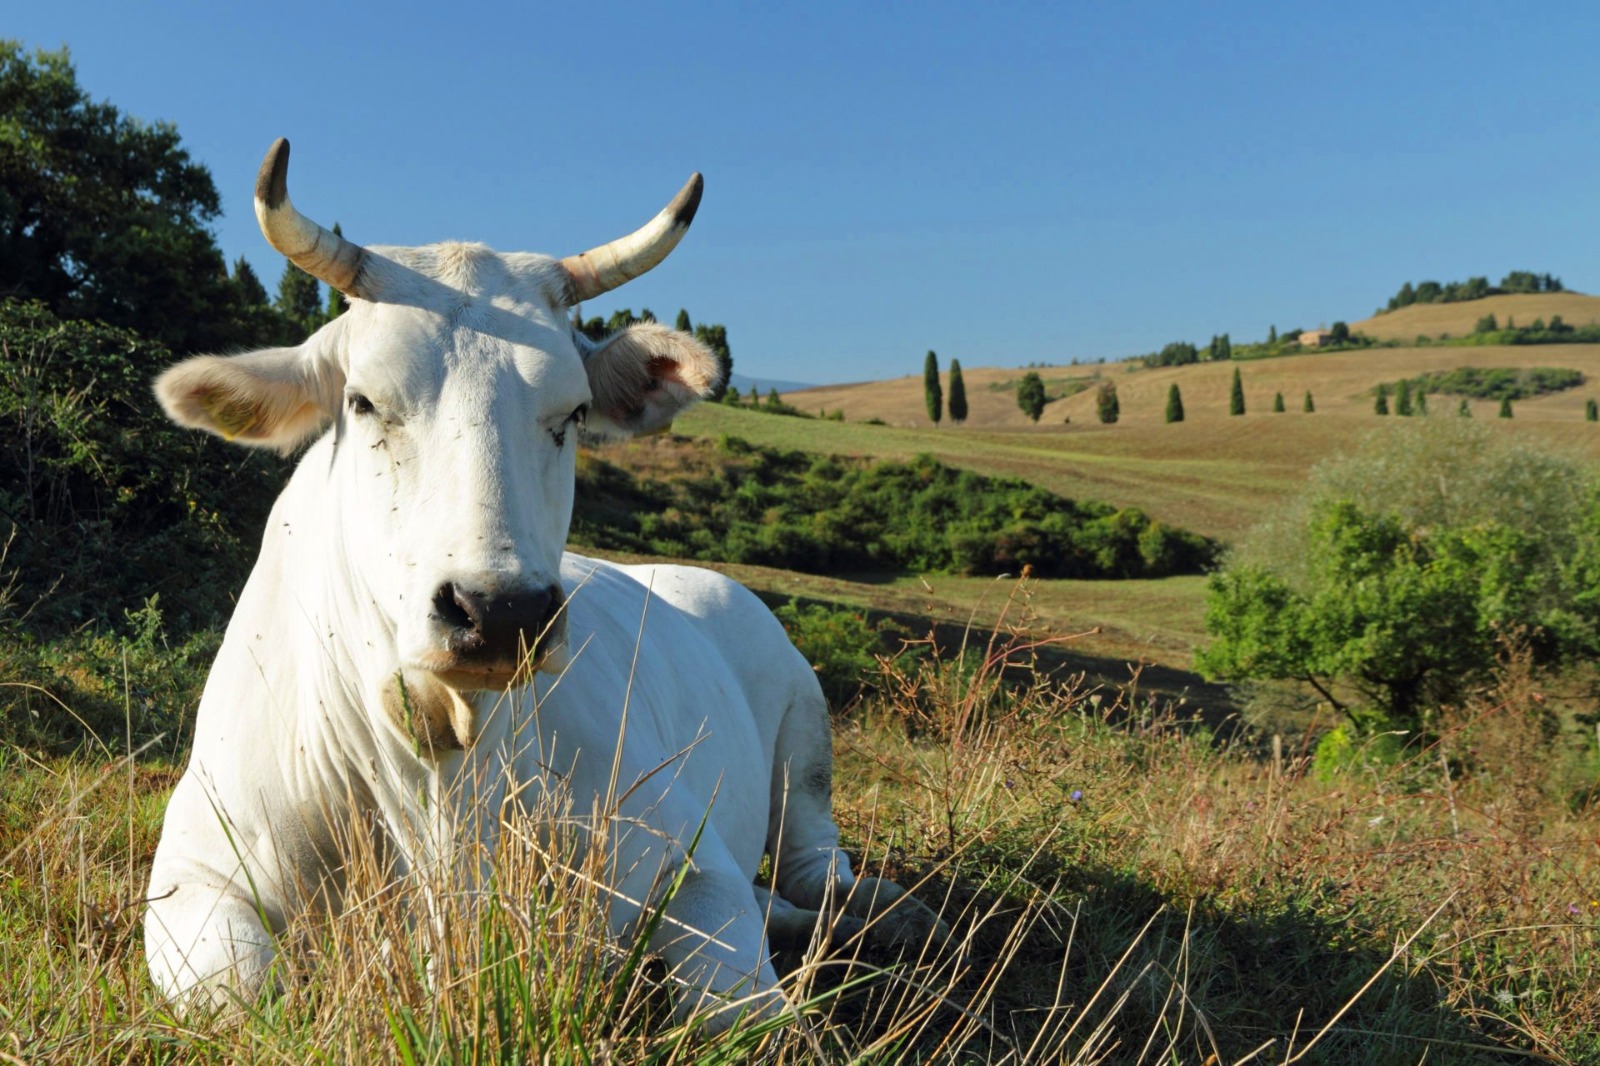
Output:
[{"xmin": 143, "ymin": 139, "xmax": 944, "ymax": 1029}]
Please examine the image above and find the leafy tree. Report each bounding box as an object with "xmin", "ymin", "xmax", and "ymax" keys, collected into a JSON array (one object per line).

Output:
[
  {"xmin": 1474, "ymin": 313, "xmax": 1498, "ymax": 334},
  {"xmin": 1217, "ymin": 333, "xmax": 1233, "ymax": 360},
  {"xmin": 1165, "ymin": 383, "xmax": 1185, "ymax": 423},
  {"xmin": 1499, "ymin": 397, "xmax": 1514, "ymax": 418},
  {"xmin": 1272, "ymin": 392, "xmax": 1286, "ymax": 413},
  {"xmin": 1588, "ymin": 398, "xmax": 1599, "ymax": 423},
  {"xmin": 1229, "ymin": 367, "xmax": 1245, "ymax": 416},
  {"xmin": 923, "ymin": 350, "xmax": 943, "ymax": 425},
  {"xmin": 1375, "ymin": 383, "xmax": 1390, "ymax": 416},
  {"xmin": 0, "ymin": 43, "xmax": 264, "ymax": 353},
  {"xmin": 1303, "ymin": 390, "xmax": 1315, "ymax": 413},
  {"xmin": 1016, "ymin": 371, "xmax": 1046, "ymax": 422},
  {"xmin": 1330, "ymin": 321, "xmax": 1350, "ymax": 344},
  {"xmin": 1095, "ymin": 381, "xmax": 1119, "ymax": 424},
  {"xmin": 1151, "ymin": 341, "xmax": 1200, "ymax": 367},
  {"xmin": 947, "ymin": 359, "xmax": 968, "ymax": 424},
  {"xmin": 675, "ymin": 308, "xmax": 692, "ymax": 332},
  {"xmin": 1395, "ymin": 379, "xmax": 1414, "ymax": 416},
  {"xmin": 1196, "ymin": 419, "xmax": 1600, "ymax": 732}
]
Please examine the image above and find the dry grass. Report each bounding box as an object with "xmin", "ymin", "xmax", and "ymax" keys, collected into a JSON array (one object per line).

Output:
[
  {"xmin": 4, "ymin": 602, "xmax": 1597, "ymax": 1063},
  {"xmin": 682, "ymin": 353, "xmax": 1600, "ymax": 546},
  {"xmin": 1351, "ymin": 292, "xmax": 1600, "ymax": 342}
]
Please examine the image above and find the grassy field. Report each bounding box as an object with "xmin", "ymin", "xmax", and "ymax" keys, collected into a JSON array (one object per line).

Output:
[
  {"xmin": 9, "ymin": 335, "xmax": 1600, "ymax": 1062},
  {"xmin": 684, "ymin": 343, "xmax": 1600, "ymax": 544},
  {"xmin": 1351, "ymin": 291, "xmax": 1600, "ymax": 342},
  {"xmin": 6, "ymin": 620, "xmax": 1598, "ymax": 1063}
]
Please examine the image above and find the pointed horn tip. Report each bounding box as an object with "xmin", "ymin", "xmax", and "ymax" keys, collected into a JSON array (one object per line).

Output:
[
  {"xmin": 673, "ymin": 172, "xmax": 704, "ymax": 229},
  {"xmin": 255, "ymin": 138, "xmax": 291, "ymax": 211}
]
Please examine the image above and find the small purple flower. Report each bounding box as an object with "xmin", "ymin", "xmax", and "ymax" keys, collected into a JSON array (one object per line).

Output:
[
  {"xmin": 1070, "ymin": 790, "xmax": 1084, "ymax": 802},
  {"xmin": 1570, "ymin": 904, "xmax": 1582, "ymax": 915}
]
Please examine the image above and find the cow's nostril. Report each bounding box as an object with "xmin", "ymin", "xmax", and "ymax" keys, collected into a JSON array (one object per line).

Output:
[{"xmin": 433, "ymin": 583, "xmax": 476, "ymax": 632}]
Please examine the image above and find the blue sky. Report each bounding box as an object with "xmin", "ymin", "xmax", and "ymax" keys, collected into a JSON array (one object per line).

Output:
[{"xmin": 17, "ymin": 1, "xmax": 1600, "ymax": 384}]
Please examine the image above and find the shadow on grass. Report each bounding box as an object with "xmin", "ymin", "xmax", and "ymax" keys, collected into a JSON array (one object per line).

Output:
[
  {"xmin": 749, "ymin": 587, "xmax": 1243, "ymax": 737},
  {"xmin": 782, "ymin": 848, "xmax": 1529, "ymax": 1065}
]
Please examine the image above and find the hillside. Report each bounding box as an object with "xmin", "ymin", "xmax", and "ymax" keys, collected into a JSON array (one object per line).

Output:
[
  {"xmin": 786, "ymin": 342, "xmax": 1600, "ymax": 432},
  {"xmin": 1351, "ymin": 291, "xmax": 1600, "ymax": 341},
  {"xmin": 686, "ymin": 343, "xmax": 1600, "ymax": 543}
]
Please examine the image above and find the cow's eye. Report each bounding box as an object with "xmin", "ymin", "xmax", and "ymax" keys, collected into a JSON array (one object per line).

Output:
[
  {"xmin": 347, "ymin": 392, "xmax": 375, "ymax": 416},
  {"xmin": 550, "ymin": 404, "xmax": 587, "ymax": 448}
]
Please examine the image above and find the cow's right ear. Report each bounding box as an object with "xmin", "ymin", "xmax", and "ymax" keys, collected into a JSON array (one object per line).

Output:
[{"xmin": 154, "ymin": 345, "xmax": 344, "ymax": 452}]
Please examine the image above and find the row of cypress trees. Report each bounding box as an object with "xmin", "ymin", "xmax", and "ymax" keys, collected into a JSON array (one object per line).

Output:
[{"xmin": 922, "ymin": 350, "xmax": 969, "ymax": 425}]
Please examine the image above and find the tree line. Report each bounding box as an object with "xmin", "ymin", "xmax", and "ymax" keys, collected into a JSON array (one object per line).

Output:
[{"xmin": 1382, "ymin": 271, "xmax": 1565, "ymax": 313}]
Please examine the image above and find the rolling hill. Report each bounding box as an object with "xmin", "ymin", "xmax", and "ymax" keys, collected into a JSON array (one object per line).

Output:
[{"xmin": 1350, "ymin": 291, "xmax": 1600, "ymax": 341}]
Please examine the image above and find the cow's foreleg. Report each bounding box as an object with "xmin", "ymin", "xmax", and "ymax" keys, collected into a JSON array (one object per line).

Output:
[{"xmin": 143, "ymin": 876, "xmax": 280, "ymax": 1011}]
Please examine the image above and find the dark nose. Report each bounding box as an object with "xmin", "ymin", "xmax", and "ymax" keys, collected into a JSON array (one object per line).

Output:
[{"xmin": 432, "ymin": 582, "xmax": 561, "ymax": 664}]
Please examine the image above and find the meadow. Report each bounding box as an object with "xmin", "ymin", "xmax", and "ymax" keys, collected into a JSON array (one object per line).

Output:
[{"xmin": 6, "ymin": 340, "xmax": 1600, "ymax": 1063}]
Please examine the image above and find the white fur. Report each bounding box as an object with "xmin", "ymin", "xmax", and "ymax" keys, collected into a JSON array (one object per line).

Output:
[{"xmin": 144, "ymin": 235, "xmax": 939, "ymax": 1031}]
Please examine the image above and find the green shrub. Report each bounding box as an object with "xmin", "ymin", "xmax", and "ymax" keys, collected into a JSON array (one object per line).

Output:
[
  {"xmin": 0, "ymin": 300, "xmax": 287, "ymax": 638},
  {"xmin": 572, "ymin": 440, "xmax": 1218, "ymax": 580}
]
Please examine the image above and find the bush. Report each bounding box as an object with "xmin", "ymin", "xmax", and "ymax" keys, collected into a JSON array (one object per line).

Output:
[
  {"xmin": 571, "ymin": 439, "xmax": 1218, "ymax": 581},
  {"xmin": 1197, "ymin": 419, "xmax": 1600, "ymax": 733},
  {"xmin": 0, "ymin": 300, "xmax": 287, "ymax": 638}
]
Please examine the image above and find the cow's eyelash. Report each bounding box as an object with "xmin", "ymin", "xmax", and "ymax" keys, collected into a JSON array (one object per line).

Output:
[{"xmin": 550, "ymin": 404, "xmax": 588, "ymax": 448}]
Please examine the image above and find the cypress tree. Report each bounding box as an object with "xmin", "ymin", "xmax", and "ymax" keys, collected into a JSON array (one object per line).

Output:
[
  {"xmin": 1375, "ymin": 384, "xmax": 1390, "ymax": 415},
  {"xmin": 1219, "ymin": 333, "xmax": 1232, "ymax": 360},
  {"xmin": 1587, "ymin": 398, "xmax": 1599, "ymax": 422},
  {"xmin": 1499, "ymin": 397, "xmax": 1514, "ymax": 418},
  {"xmin": 1229, "ymin": 367, "xmax": 1245, "ymax": 415},
  {"xmin": 924, "ymin": 350, "xmax": 943, "ymax": 426},
  {"xmin": 1096, "ymin": 381, "xmax": 1120, "ymax": 424},
  {"xmin": 1272, "ymin": 391, "xmax": 1286, "ymax": 413},
  {"xmin": 1396, "ymin": 379, "xmax": 1414, "ymax": 416},
  {"xmin": 1459, "ymin": 398, "xmax": 1472, "ymax": 417},
  {"xmin": 947, "ymin": 359, "xmax": 968, "ymax": 424},
  {"xmin": 1303, "ymin": 390, "xmax": 1315, "ymax": 413},
  {"xmin": 1165, "ymin": 383, "xmax": 1185, "ymax": 423},
  {"xmin": 675, "ymin": 308, "xmax": 692, "ymax": 332},
  {"xmin": 1417, "ymin": 391, "xmax": 1429, "ymax": 415},
  {"xmin": 1267, "ymin": 324, "xmax": 1277, "ymax": 345}
]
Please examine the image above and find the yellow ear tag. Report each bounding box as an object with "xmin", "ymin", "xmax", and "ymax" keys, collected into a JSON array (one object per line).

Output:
[{"xmin": 199, "ymin": 391, "xmax": 259, "ymax": 441}]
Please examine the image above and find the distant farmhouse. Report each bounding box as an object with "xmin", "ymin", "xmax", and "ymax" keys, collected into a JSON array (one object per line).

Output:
[{"xmin": 1298, "ymin": 329, "xmax": 1335, "ymax": 347}]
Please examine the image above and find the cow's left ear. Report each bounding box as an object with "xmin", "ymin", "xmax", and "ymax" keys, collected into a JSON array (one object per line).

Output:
[
  {"xmin": 581, "ymin": 322, "xmax": 723, "ymax": 439},
  {"xmin": 154, "ymin": 343, "xmax": 344, "ymax": 453}
]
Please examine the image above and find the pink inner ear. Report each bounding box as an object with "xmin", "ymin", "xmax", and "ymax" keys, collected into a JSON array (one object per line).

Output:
[{"xmin": 646, "ymin": 355, "xmax": 687, "ymax": 387}]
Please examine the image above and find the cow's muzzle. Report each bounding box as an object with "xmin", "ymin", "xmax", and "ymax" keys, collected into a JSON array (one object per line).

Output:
[{"xmin": 428, "ymin": 580, "xmax": 565, "ymax": 686}]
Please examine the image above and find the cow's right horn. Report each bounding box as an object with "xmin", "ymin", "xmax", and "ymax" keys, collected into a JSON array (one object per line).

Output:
[
  {"xmin": 559, "ymin": 173, "xmax": 703, "ymax": 304},
  {"xmin": 255, "ymin": 138, "xmax": 373, "ymax": 300}
]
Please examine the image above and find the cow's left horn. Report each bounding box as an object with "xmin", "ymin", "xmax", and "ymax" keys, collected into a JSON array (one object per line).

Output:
[
  {"xmin": 254, "ymin": 138, "xmax": 373, "ymax": 300},
  {"xmin": 559, "ymin": 173, "xmax": 703, "ymax": 304}
]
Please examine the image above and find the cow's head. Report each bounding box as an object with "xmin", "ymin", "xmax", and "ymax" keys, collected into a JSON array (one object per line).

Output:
[{"xmin": 156, "ymin": 140, "xmax": 720, "ymax": 700}]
